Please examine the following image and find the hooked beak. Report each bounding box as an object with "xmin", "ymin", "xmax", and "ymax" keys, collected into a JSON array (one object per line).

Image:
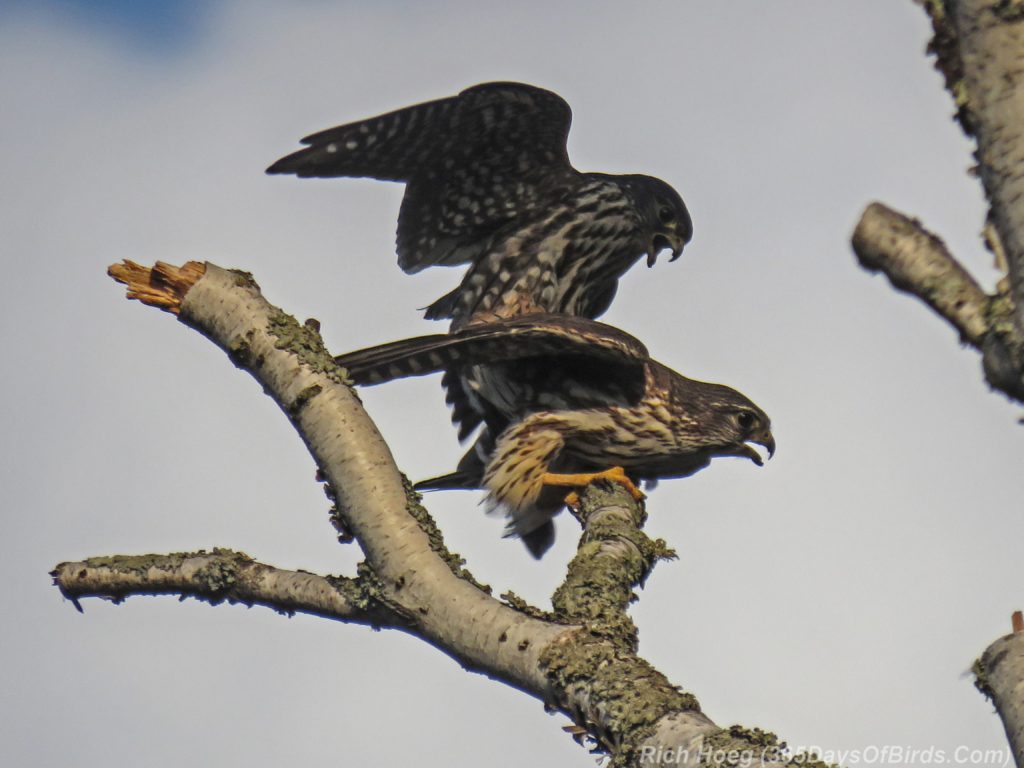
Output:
[
  {"xmin": 646, "ymin": 232, "xmax": 688, "ymax": 267},
  {"xmin": 735, "ymin": 430, "xmax": 776, "ymax": 467}
]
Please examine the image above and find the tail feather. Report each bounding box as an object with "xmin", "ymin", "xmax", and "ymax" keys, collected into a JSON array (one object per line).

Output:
[
  {"xmin": 335, "ymin": 335, "xmax": 453, "ymax": 385},
  {"xmin": 415, "ymin": 438, "xmax": 489, "ymax": 491},
  {"xmin": 423, "ymin": 286, "xmax": 460, "ymax": 321},
  {"xmin": 414, "ymin": 470, "xmax": 480, "ymax": 492},
  {"xmin": 334, "ymin": 314, "xmax": 649, "ymax": 387},
  {"xmin": 518, "ymin": 521, "xmax": 556, "ymax": 560}
]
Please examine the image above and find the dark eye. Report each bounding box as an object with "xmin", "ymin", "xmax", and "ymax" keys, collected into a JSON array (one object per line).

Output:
[
  {"xmin": 735, "ymin": 410, "xmax": 758, "ymax": 431},
  {"xmin": 657, "ymin": 205, "xmax": 674, "ymax": 223}
]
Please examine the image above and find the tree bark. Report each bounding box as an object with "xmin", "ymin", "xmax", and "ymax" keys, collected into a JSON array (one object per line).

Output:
[
  {"xmin": 976, "ymin": 615, "xmax": 1024, "ymax": 768},
  {"xmin": 951, "ymin": 0, "xmax": 1024, "ymax": 341},
  {"xmin": 50, "ymin": 260, "xmax": 838, "ymax": 766},
  {"xmin": 850, "ymin": 1, "xmax": 1024, "ymax": 404},
  {"xmin": 852, "ymin": 3, "xmax": 1024, "ymax": 763}
]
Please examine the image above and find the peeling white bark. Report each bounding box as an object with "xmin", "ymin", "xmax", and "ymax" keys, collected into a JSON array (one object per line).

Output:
[{"xmin": 952, "ymin": 0, "xmax": 1024, "ymax": 339}]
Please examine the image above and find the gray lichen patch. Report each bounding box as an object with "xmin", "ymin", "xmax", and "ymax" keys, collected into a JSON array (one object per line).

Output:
[
  {"xmin": 552, "ymin": 537, "xmax": 641, "ymax": 645},
  {"xmin": 973, "ymin": 656, "xmax": 995, "ymax": 701},
  {"xmin": 266, "ymin": 308, "xmax": 353, "ymax": 387},
  {"xmin": 553, "ymin": 482, "xmax": 673, "ymax": 645},
  {"xmin": 702, "ymin": 727, "xmax": 780, "ymax": 768},
  {"xmin": 351, "ymin": 560, "xmax": 391, "ymax": 613},
  {"xmin": 993, "ymin": 0, "xmax": 1024, "ymax": 23},
  {"xmin": 324, "ymin": 572, "xmax": 369, "ymax": 607},
  {"xmin": 226, "ymin": 328, "xmax": 258, "ymax": 368},
  {"xmin": 81, "ymin": 552, "xmax": 187, "ymax": 572},
  {"xmin": 987, "ymin": 290, "xmax": 1018, "ymax": 338},
  {"xmin": 311, "ymin": 468, "xmax": 357, "ymax": 544},
  {"xmin": 192, "ymin": 554, "xmax": 244, "ymax": 593},
  {"xmin": 540, "ymin": 630, "xmax": 700, "ymax": 766},
  {"xmin": 919, "ymin": 0, "xmax": 973, "ymax": 135},
  {"xmin": 228, "ymin": 268, "xmax": 257, "ymax": 289},
  {"xmin": 401, "ymin": 477, "xmax": 491, "ymax": 595},
  {"xmin": 501, "ymin": 591, "xmax": 554, "ymax": 621},
  {"xmin": 345, "ymin": 561, "xmax": 422, "ymax": 629},
  {"xmin": 698, "ymin": 726, "xmax": 838, "ymax": 768},
  {"xmin": 539, "ymin": 482, "xmax": 701, "ymax": 765},
  {"xmin": 982, "ymin": 293, "xmax": 1024, "ymax": 401},
  {"xmin": 55, "ymin": 550, "xmax": 259, "ymax": 608}
]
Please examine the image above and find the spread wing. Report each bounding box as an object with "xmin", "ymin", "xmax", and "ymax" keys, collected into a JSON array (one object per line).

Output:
[
  {"xmin": 267, "ymin": 82, "xmax": 577, "ymax": 272},
  {"xmin": 334, "ymin": 314, "xmax": 648, "ymax": 387}
]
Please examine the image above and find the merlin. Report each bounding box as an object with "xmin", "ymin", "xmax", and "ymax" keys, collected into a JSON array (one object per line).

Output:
[
  {"xmin": 266, "ymin": 81, "xmax": 692, "ymax": 327},
  {"xmin": 335, "ymin": 315, "xmax": 774, "ymax": 557},
  {"xmin": 268, "ymin": 82, "xmax": 694, "ymax": 450}
]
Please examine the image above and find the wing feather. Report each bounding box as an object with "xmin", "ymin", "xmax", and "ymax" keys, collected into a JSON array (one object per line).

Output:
[{"xmin": 267, "ymin": 82, "xmax": 577, "ymax": 272}]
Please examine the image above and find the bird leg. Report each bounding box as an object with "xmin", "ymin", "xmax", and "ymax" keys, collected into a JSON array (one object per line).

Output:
[{"xmin": 541, "ymin": 466, "xmax": 646, "ymax": 502}]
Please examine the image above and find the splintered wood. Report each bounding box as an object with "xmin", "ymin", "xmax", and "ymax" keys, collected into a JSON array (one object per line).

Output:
[{"xmin": 108, "ymin": 260, "xmax": 206, "ymax": 314}]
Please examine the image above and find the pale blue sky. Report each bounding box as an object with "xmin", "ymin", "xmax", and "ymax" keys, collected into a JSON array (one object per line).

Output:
[
  {"xmin": 2, "ymin": 3, "xmax": 1021, "ymax": 767},
  {"xmin": 1, "ymin": 0, "xmax": 210, "ymax": 51}
]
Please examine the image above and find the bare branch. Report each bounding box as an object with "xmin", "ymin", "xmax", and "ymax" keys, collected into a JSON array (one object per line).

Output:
[
  {"xmin": 52, "ymin": 549, "xmax": 398, "ymax": 626},
  {"xmin": 976, "ymin": 614, "xmax": 1024, "ymax": 768},
  {"xmin": 950, "ymin": 0, "xmax": 1024, "ymax": 342},
  {"xmin": 108, "ymin": 259, "xmax": 206, "ymax": 314},
  {"xmin": 852, "ymin": 202, "xmax": 1024, "ymax": 402},
  {"xmin": 109, "ymin": 260, "xmax": 569, "ymax": 692},
  {"xmin": 852, "ymin": 4, "xmax": 1024, "ymax": 406},
  {"xmin": 852, "ymin": 202, "xmax": 990, "ymax": 347},
  {"xmin": 69, "ymin": 260, "xmax": 842, "ymax": 766}
]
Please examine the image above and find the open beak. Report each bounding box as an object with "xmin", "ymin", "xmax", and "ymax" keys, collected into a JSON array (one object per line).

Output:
[
  {"xmin": 647, "ymin": 232, "xmax": 688, "ymax": 267},
  {"xmin": 736, "ymin": 430, "xmax": 776, "ymax": 466}
]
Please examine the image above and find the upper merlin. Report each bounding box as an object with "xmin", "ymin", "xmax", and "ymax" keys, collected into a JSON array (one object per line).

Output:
[{"xmin": 266, "ymin": 81, "xmax": 692, "ymax": 327}]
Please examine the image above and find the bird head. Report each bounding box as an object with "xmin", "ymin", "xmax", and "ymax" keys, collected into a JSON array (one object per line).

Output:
[
  {"xmin": 724, "ymin": 405, "xmax": 776, "ymax": 466},
  {"xmin": 618, "ymin": 175, "xmax": 693, "ymax": 267},
  {"xmin": 670, "ymin": 377, "xmax": 775, "ymax": 466}
]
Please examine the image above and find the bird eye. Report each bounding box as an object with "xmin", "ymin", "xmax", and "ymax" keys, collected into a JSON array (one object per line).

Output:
[
  {"xmin": 657, "ymin": 205, "xmax": 674, "ymax": 223},
  {"xmin": 735, "ymin": 410, "xmax": 758, "ymax": 431}
]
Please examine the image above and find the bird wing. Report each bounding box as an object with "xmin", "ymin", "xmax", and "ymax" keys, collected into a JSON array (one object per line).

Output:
[
  {"xmin": 334, "ymin": 314, "xmax": 648, "ymax": 386},
  {"xmin": 267, "ymin": 82, "xmax": 576, "ymax": 273}
]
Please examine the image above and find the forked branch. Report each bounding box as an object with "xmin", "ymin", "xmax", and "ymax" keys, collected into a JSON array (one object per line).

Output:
[{"xmin": 52, "ymin": 260, "xmax": 832, "ymax": 766}]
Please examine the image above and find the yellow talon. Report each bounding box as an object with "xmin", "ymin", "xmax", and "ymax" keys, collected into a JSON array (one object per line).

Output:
[{"xmin": 541, "ymin": 466, "xmax": 646, "ymax": 501}]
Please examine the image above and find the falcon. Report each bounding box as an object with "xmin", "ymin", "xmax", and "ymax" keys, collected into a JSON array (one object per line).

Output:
[
  {"xmin": 266, "ymin": 81, "xmax": 692, "ymax": 328},
  {"xmin": 334, "ymin": 315, "xmax": 774, "ymax": 557}
]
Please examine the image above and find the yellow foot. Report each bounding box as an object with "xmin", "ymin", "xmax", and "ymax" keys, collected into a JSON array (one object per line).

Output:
[{"xmin": 541, "ymin": 466, "xmax": 646, "ymax": 501}]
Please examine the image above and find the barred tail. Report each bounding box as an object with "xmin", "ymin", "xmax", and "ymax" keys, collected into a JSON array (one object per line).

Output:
[
  {"xmin": 334, "ymin": 313, "xmax": 649, "ymax": 387},
  {"xmin": 335, "ymin": 334, "xmax": 460, "ymax": 386}
]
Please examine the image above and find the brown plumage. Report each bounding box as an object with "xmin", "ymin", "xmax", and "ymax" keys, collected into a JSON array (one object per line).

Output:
[
  {"xmin": 335, "ymin": 315, "xmax": 774, "ymax": 557},
  {"xmin": 267, "ymin": 83, "xmax": 693, "ymax": 450}
]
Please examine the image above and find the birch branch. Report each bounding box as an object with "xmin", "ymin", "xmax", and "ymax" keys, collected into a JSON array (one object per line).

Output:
[
  {"xmin": 850, "ymin": 202, "xmax": 1024, "ymax": 401},
  {"xmin": 976, "ymin": 613, "xmax": 1024, "ymax": 768},
  {"xmin": 50, "ymin": 260, "xmax": 839, "ymax": 766},
  {"xmin": 104, "ymin": 260, "xmax": 565, "ymax": 691},
  {"xmin": 852, "ymin": 201, "xmax": 990, "ymax": 347},
  {"xmin": 950, "ymin": 0, "xmax": 1024, "ymax": 342},
  {"xmin": 849, "ymin": 2, "xmax": 1024, "ymax": 405},
  {"xmin": 52, "ymin": 549, "xmax": 398, "ymax": 626}
]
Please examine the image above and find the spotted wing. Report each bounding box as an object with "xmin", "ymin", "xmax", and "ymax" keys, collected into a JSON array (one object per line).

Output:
[{"xmin": 267, "ymin": 82, "xmax": 576, "ymax": 272}]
